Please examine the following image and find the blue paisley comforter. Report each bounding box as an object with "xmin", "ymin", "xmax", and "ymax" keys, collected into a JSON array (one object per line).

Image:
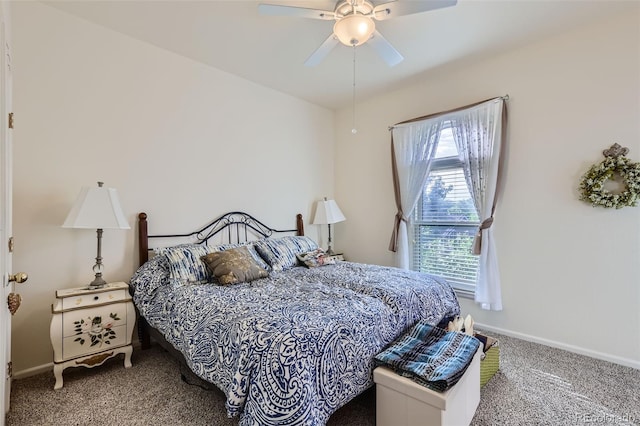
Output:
[{"xmin": 130, "ymin": 256, "xmax": 459, "ymax": 426}]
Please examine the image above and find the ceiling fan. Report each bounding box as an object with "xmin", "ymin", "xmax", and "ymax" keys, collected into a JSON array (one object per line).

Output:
[{"xmin": 258, "ymin": 0, "xmax": 457, "ymax": 67}]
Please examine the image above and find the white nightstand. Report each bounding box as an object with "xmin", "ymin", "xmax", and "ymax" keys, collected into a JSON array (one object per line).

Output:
[
  {"xmin": 50, "ymin": 281, "xmax": 135, "ymax": 390},
  {"xmin": 331, "ymin": 253, "xmax": 345, "ymax": 261}
]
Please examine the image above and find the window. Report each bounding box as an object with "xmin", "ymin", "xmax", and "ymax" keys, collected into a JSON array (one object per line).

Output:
[
  {"xmin": 391, "ymin": 97, "xmax": 505, "ymax": 309},
  {"xmin": 412, "ymin": 125, "xmax": 479, "ymax": 293}
]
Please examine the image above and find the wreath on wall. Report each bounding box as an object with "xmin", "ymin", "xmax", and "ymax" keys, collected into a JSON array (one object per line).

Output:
[{"xmin": 579, "ymin": 143, "xmax": 640, "ymax": 209}]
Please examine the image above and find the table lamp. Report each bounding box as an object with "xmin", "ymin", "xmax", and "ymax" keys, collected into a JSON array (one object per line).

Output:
[
  {"xmin": 62, "ymin": 182, "xmax": 130, "ymax": 289},
  {"xmin": 312, "ymin": 197, "xmax": 346, "ymax": 255}
]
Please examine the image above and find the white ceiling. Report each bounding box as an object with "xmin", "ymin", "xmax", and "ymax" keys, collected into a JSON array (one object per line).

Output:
[{"xmin": 45, "ymin": 0, "xmax": 636, "ymax": 110}]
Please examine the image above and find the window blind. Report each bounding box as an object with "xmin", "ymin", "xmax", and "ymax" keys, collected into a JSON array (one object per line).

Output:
[
  {"xmin": 418, "ymin": 168, "xmax": 479, "ymax": 223},
  {"xmin": 413, "ymin": 224, "xmax": 479, "ymax": 286},
  {"xmin": 413, "ymin": 163, "xmax": 479, "ymax": 288}
]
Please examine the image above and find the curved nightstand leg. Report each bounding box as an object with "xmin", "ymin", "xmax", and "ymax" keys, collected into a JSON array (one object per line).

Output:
[
  {"xmin": 53, "ymin": 364, "xmax": 64, "ymax": 390},
  {"xmin": 123, "ymin": 345, "xmax": 133, "ymax": 368}
]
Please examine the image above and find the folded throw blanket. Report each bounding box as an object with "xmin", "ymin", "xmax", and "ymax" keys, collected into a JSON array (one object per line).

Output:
[{"xmin": 375, "ymin": 321, "xmax": 480, "ymax": 392}]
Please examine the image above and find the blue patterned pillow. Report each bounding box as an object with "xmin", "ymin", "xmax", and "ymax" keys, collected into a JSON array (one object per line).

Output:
[
  {"xmin": 155, "ymin": 244, "xmax": 210, "ymax": 285},
  {"xmin": 156, "ymin": 242, "xmax": 269, "ymax": 285},
  {"xmin": 254, "ymin": 236, "xmax": 319, "ymax": 271}
]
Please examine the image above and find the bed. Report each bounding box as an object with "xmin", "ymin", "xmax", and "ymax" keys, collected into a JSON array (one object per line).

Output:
[{"xmin": 130, "ymin": 211, "xmax": 460, "ymax": 426}]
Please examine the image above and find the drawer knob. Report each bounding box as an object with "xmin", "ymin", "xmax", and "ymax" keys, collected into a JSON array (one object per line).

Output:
[{"xmin": 94, "ymin": 296, "xmax": 99, "ymax": 301}]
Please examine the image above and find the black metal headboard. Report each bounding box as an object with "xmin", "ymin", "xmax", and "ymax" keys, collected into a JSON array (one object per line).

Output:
[
  {"xmin": 137, "ymin": 211, "xmax": 304, "ymax": 267},
  {"xmin": 135, "ymin": 211, "xmax": 304, "ymax": 350}
]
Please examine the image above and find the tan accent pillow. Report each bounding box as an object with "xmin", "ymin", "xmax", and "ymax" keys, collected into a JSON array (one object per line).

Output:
[{"xmin": 201, "ymin": 246, "xmax": 269, "ymax": 285}]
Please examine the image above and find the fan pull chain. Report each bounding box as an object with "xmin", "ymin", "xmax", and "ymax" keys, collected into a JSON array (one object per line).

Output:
[{"xmin": 352, "ymin": 45, "xmax": 357, "ymax": 134}]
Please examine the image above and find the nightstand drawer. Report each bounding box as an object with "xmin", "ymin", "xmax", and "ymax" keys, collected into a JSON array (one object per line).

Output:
[
  {"xmin": 61, "ymin": 303, "xmax": 128, "ymax": 338},
  {"xmin": 60, "ymin": 288, "xmax": 127, "ymax": 310},
  {"xmin": 62, "ymin": 324, "xmax": 127, "ymax": 360}
]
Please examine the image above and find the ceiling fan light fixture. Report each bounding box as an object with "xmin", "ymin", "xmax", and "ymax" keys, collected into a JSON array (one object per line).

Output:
[{"xmin": 333, "ymin": 14, "xmax": 375, "ymax": 46}]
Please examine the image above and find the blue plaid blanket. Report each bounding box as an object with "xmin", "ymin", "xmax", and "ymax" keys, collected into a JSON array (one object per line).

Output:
[{"xmin": 375, "ymin": 320, "xmax": 480, "ymax": 392}]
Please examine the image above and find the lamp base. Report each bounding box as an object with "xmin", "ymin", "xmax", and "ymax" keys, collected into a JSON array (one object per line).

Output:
[{"xmin": 87, "ymin": 274, "xmax": 107, "ymax": 290}]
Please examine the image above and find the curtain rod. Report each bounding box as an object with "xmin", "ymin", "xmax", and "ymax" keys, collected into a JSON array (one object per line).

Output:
[{"xmin": 388, "ymin": 94, "xmax": 509, "ymax": 131}]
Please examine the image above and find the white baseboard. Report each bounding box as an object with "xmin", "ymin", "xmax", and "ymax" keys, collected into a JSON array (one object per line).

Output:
[
  {"xmin": 475, "ymin": 322, "xmax": 640, "ymax": 370},
  {"xmin": 13, "ymin": 342, "xmax": 143, "ymax": 380},
  {"xmin": 13, "ymin": 362, "xmax": 53, "ymax": 380}
]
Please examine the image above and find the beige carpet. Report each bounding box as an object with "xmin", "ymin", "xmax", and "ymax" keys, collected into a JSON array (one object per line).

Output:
[{"xmin": 6, "ymin": 332, "xmax": 640, "ymax": 425}]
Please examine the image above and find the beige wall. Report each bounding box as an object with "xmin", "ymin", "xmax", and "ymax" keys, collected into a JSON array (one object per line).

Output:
[
  {"xmin": 11, "ymin": 2, "xmax": 335, "ymax": 373},
  {"xmin": 335, "ymin": 10, "xmax": 640, "ymax": 366}
]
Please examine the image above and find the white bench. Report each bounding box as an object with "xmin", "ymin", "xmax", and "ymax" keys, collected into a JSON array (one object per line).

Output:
[{"xmin": 373, "ymin": 348, "xmax": 481, "ymax": 426}]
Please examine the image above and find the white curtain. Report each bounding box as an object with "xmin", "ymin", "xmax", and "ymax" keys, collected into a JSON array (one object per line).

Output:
[
  {"xmin": 450, "ymin": 99, "xmax": 505, "ymax": 310},
  {"xmin": 389, "ymin": 119, "xmax": 442, "ymax": 269}
]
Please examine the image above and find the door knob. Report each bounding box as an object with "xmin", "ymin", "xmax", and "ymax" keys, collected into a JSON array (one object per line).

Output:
[{"xmin": 9, "ymin": 272, "xmax": 28, "ymax": 283}]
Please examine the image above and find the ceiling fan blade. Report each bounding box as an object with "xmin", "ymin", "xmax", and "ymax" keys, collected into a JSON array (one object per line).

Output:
[
  {"xmin": 373, "ymin": 0, "xmax": 457, "ymax": 20},
  {"xmin": 368, "ymin": 30, "xmax": 404, "ymax": 67},
  {"xmin": 304, "ymin": 34, "xmax": 339, "ymax": 67},
  {"xmin": 258, "ymin": 4, "xmax": 335, "ymax": 20}
]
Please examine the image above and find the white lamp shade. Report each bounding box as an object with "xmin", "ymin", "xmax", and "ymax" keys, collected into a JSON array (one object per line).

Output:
[
  {"xmin": 312, "ymin": 199, "xmax": 346, "ymax": 225},
  {"xmin": 63, "ymin": 184, "xmax": 130, "ymax": 229},
  {"xmin": 333, "ymin": 14, "xmax": 375, "ymax": 47}
]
